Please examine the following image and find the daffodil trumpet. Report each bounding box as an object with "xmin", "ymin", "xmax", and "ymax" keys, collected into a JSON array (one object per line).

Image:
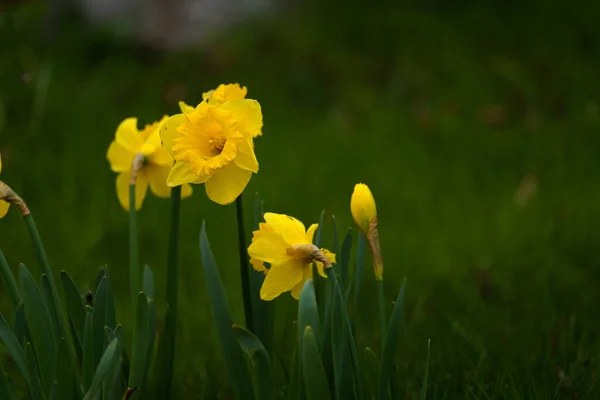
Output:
[{"xmin": 0, "ymin": 180, "xmax": 29, "ymax": 216}]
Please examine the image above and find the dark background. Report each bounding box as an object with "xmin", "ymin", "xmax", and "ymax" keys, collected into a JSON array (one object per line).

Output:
[{"xmin": 1, "ymin": 0, "xmax": 600, "ymax": 397}]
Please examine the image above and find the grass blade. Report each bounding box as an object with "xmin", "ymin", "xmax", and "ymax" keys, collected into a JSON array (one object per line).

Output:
[
  {"xmin": 83, "ymin": 308, "xmax": 94, "ymax": 392},
  {"xmin": 83, "ymin": 338, "xmax": 121, "ymax": 400},
  {"xmin": 378, "ymin": 278, "xmax": 406, "ymax": 400},
  {"xmin": 232, "ymin": 324, "xmax": 275, "ymax": 400},
  {"xmin": 0, "ymin": 249, "xmax": 21, "ymax": 306},
  {"xmin": 0, "ymin": 365, "xmax": 10, "ymax": 400},
  {"xmin": 340, "ymin": 228, "xmax": 353, "ymax": 290},
  {"xmin": 0, "ymin": 314, "xmax": 30, "ymax": 392},
  {"xmin": 60, "ymin": 271, "xmax": 86, "ymax": 348},
  {"xmin": 364, "ymin": 347, "xmax": 381, "ymax": 398},
  {"xmin": 199, "ymin": 221, "xmax": 254, "ymax": 400},
  {"xmin": 93, "ymin": 277, "xmax": 107, "ymax": 368},
  {"xmin": 14, "ymin": 300, "xmax": 26, "ymax": 346},
  {"xmin": 104, "ymin": 268, "xmax": 117, "ymax": 330},
  {"xmin": 302, "ymin": 326, "xmax": 331, "ymax": 400},
  {"xmin": 40, "ymin": 274, "xmax": 61, "ymax": 345},
  {"xmin": 128, "ymin": 292, "xmax": 149, "ymax": 396},
  {"xmin": 57, "ymin": 338, "xmax": 75, "ymax": 400},
  {"xmin": 20, "ymin": 264, "xmax": 56, "ymax": 395},
  {"xmin": 142, "ymin": 266, "xmax": 155, "ymax": 300},
  {"xmin": 420, "ymin": 339, "xmax": 431, "ymax": 400}
]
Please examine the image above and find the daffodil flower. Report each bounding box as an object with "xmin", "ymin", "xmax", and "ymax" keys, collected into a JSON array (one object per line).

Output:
[
  {"xmin": 107, "ymin": 117, "xmax": 192, "ymax": 211},
  {"xmin": 0, "ymin": 153, "xmax": 9, "ymax": 218},
  {"xmin": 247, "ymin": 212, "xmax": 336, "ymax": 301},
  {"xmin": 160, "ymin": 83, "xmax": 263, "ymax": 205},
  {"xmin": 351, "ymin": 183, "xmax": 383, "ymax": 280}
]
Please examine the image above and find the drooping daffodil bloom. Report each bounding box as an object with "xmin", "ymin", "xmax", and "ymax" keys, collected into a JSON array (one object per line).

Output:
[
  {"xmin": 107, "ymin": 117, "xmax": 192, "ymax": 211},
  {"xmin": 248, "ymin": 212, "xmax": 336, "ymax": 300},
  {"xmin": 160, "ymin": 83, "xmax": 262, "ymax": 205},
  {"xmin": 0, "ymin": 153, "xmax": 9, "ymax": 218}
]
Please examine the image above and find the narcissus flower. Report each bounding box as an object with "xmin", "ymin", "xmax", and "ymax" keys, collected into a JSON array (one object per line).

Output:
[
  {"xmin": 248, "ymin": 212, "xmax": 336, "ymax": 301},
  {"xmin": 107, "ymin": 117, "xmax": 192, "ymax": 211},
  {"xmin": 160, "ymin": 83, "xmax": 262, "ymax": 205},
  {"xmin": 350, "ymin": 183, "xmax": 383, "ymax": 280},
  {"xmin": 0, "ymin": 153, "xmax": 9, "ymax": 218}
]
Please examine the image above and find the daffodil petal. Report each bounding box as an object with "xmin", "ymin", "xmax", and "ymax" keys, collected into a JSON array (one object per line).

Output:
[
  {"xmin": 116, "ymin": 170, "xmax": 149, "ymax": 211},
  {"xmin": 160, "ymin": 114, "xmax": 185, "ymax": 156},
  {"xmin": 181, "ymin": 183, "xmax": 193, "ymax": 198},
  {"xmin": 306, "ymin": 224, "xmax": 319, "ymax": 244},
  {"xmin": 0, "ymin": 152, "xmax": 3, "ymax": 173},
  {"xmin": 0, "ymin": 200, "xmax": 9, "ymax": 218},
  {"xmin": 248, "ymin": 228, "xmax": 290, "ymax": 264},
  {"xmin": 315, "ymin": 248, "xmax": 335, "ymax": 278},
  {"xmin": 233, "ymin": 137, "xmax": 259, "ymax": 172},
  {"xmin": 147, "ymin": 166, "xmax": 171, "ymax": 198},
  {"xmin": 107, "ymin": 141, "xmax": 135, "ymax": 172},
  {"xmin": 115, "ymin": 118, "xmax": 143, "ymax": 153},
  {"xmin": 179, "ymin": 101, "xmax": 195, "ymax": 113},
  {"xmin": 250, "ymin": 257, "xmax": 267, "ymax": 273},
  {"xmin": 219, "ymin": 99, "xmax": 263, "ymax": 138},
  {"xmin": 166, "ymin": 161, "xmax": 209, "ymax": 187},
  {"xmin": 290, "ymin": 264, "xmax": 313, "ymax": 299},
  {"xmin": 263, "ymin": 213, "xmax": 307, "ymax": 246},
  {"xmin": 260, "ymin": 258, "xmax": 304, "ymax": 301},
  {"xmin": 204, "ymin": 163, "xmax": 252, "ymax": 205}
]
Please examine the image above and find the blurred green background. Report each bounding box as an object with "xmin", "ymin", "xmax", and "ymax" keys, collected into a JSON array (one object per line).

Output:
[{"xmin": 2, "ymin": 0, "xmax": 600, "ymax": 397}]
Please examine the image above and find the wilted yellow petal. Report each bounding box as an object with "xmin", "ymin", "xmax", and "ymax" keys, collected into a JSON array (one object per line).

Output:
[
  {"xmin": 0, "ymin": 200, "xmax": 9, "ymax": 218},
  {"xmin": 260, "ymin": 257, "xmax": 304, "ymax": 301},
  {"xmin": 204, "ymin": 163, "xmax": 252, "ymax": 205},
  {"xmin": 115, "ymin": 118, "xmax": 143, "ymax": 153},
  {"xmin": 107, "ymin": 141, "xmax": 135, "ymax": 172},
  {"xmin": 116, "ymin": 170, "xmax": 149, "ymax": 211},
  {"xmin": 159, "ymin": 114, "xmax": 185, "ymax": 156},
  {"xmin": 315, "ymin": 248, "xmax": 335, "ymax": 278},
  {"xmin": 263, "ymin": 213, "xmax": 307, "ymax": 246},
  {"xmin": 220, "ymin": 99, "xmax": 263, "ymax": 138}
]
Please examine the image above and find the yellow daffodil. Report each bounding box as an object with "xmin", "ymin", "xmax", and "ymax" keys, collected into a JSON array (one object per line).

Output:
[
  {"xmin": 351, "ymin": 183, "xmax": 377, "ymax": 236},
  {"xmin": 0, "ymin": 153, "xmax": 9, "ymax": 218},
  {"xmin": 107, "ymin": 117, "xmax": 192, "ymax": 211},
  {"xmin": 160, "ymin": 83, "xmax": 262, "ymax": 205},
  {"xmin": 350, "ymin": 183, "xmax": 383, "ymax": 280},
  {"xmin": 247, "ymin": 212, "xmax": 336, "ymax": 301}
]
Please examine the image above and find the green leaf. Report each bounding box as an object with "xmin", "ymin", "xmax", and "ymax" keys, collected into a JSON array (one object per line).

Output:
[
  {"xmin": 378, "ymin": 278, "xmax": 406, "ymax": 400},
  {"xmin": 298, "ymin": 280, "xmax": 320, "ymax": 354},
  {"xmin": 103, "ymin": 268, "xmax": 117, "ymax": 330},
  {"xmin": 83, "ymin": 338, "xmax": 121, "ymax": 400},
  {"xmin": 0, "ymin": 362, "xmax": 12, "ymax": 400},
  {"xmin": 331, "ymin": 279, "xmax": 351, "ymax": 400},
  {"xmin": 40, "ymin": 274, "xmax": 61, "ymax": 346},
  {"xmin": 13, "ymin": 300, "xmax": 26, "ymax": 347},
  {"xmin": 232, "ymin": 324, "xmax": 275, "ymax": 400},
  {"xmin": 57, "ymin": 338, "xmax": 75, "ymax": 400},
  {"xmin": 83, "ymin": 309, "xmax": 94, "ymax": 392},
  {"xmin": 142, "ymin": 266, "xmax": 155, "ymax": 300},
  {"xmin": 286, "ymin": 341, "xmax": 300, "ymax": 400},
  {"xmin": 0, "ymin": 314, "xmax": 29, "ymax": 390},
  {"xmin": 351, "ymin": 234, "xmax": 366, "ymax": 325},
  {"xmin": 20, "ymin": 264, "xmax": 56, "ymax": 395},
  {"xmin": 302, "ymin": 326, "xmax": 331, "ymax": 400},
  {"xmin": 128, "ymin": 292, "xmax": 149, "ymax": 395},
  {"xmin": 25, "ymin": 342, "xmax": 43, "ymax": 400},
  {"xmin": 364, "ymin": 347, "xmax": 381, "ymax": 398},
  {"xmin": 315, "ymin": 210, "xmax": 326, "ymax": 248},
  {"xmin": 420, "ymin": 339, "xmax": 431, "ymax": 400},
  {"xmin": 143, "ymin": 299, "xmax": 156, "ymax": 384},
  {"xmin": 339, "ymin": 228, "xmax": 353, "ymax": 290},
  {"xmin": 49, "ymin": 381, "xmax": 58, "ymax": 400},
  {"xmin": 106, "ymin": 356, "xmax": 124, "ymax": 400},
  {"xmin": 199, "ymin": 221, "xmax": 254, "ymax": 400},
  {"xmin": 93, "ymin": 277, "xmax": 107, "ymax": 368},
  {"xmin": 60, "ymin": 271, "xmax": 86, "ymax": 348},
  {"xmin": 0, "ymin": 249, "xmax": 21, "ymax": 306}
]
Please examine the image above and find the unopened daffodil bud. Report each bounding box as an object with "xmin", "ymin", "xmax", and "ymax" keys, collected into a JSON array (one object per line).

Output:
[{"xmin": 351, "ymin": 183, "xmax": 377, "ymax": 236}]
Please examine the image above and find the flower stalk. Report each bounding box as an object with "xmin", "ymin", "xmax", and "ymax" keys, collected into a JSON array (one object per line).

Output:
[
  {"xmin": 236, "ymin": 194, "xmax": 255, "ymax": 332},
  {"xmin": 129, "ymin": 153, "xmax": 144, "ymax": 306}
]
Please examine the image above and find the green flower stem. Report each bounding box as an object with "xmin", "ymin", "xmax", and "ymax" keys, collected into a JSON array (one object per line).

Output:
[
  {"xmin": 0, "ymin": 249, "xmax": 21, "ymax": 306},
  {"xmin": 23, "ymin": 212, "xmax": 81, "ymax": 385},
  {"xmin": 376, "ymin": 279, "xmax": 387, "ymax": 348},
  {"xmin": 155, "ymin": 185, "xmax": 181, "ymax": 398},
  {"xmin": 235, "ymin": 194, "xmax": 255, "ymax": 333},
  {"xmin": 129, "ymin": 183, "xmax": 139, "ymax": 307}
]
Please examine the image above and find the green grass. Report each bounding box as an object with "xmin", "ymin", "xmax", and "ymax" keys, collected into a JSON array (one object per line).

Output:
[{"xmin": 1, "ymin": 0, "xmax": 600, "ymax": 397}]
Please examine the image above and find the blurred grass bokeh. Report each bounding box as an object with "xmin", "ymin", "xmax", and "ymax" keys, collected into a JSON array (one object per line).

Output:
[{"xmin": 2, "ymin": 0, "xmax": 600, "ymax": 397}]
